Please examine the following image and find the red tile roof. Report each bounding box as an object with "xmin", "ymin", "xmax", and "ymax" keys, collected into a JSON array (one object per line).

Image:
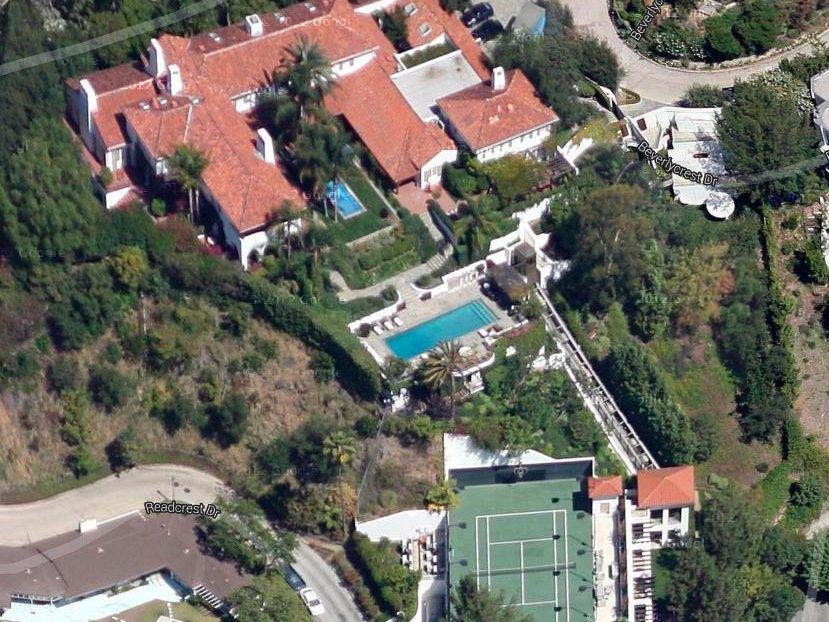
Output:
[
  {"xmin": 636, "ymin": 466, "xmax": 696, "ymax": 509},
  {"xmin": 157, "ymin": 0, "xmax": 393, "ymax": 99},
  {"xmin": 437, "ymin": 70, "xmax": 558, "ymax": 152},
  {"xmin": 88, "ymin": 70, "xmax": 158, "ymax": 148},
  {"xmin": 125, "ymin": 97, "xmax": 305, "ymax": 232},
  {"xmin": 587, "ymin": 475, "xmax": 623, "ymax": 500},
  {"xmin": 328, "ymin": 62, "xmax": 453, "ymax": 184}
]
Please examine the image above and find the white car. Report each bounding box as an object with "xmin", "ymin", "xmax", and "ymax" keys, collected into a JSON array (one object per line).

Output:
[{"xmin": 299, "ymin": 587, "xmax": 326, "ymax": 616}]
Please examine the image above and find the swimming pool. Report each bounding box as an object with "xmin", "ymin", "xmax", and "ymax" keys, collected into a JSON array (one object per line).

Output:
[
  {"xmin": 385, "ymin": 299, "xmax": 497, "ymax": 359},
  {"xmin": 326, "ymin": 180, "xmax": 366, "ymax": 219}
]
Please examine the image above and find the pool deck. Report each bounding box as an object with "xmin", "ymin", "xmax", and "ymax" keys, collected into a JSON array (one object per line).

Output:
[{"xmin": 362, "ymin": 282, "xmax": 515, "ymax": 362}]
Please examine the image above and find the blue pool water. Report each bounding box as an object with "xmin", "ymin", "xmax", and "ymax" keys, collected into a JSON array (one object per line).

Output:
[
  {"xmin": 385, "ymin": 299, "xmax": 497, "ymax": 359},
  {"xmin": 326, "ymin": 180, "xmax": 366, "ymax": 219}
]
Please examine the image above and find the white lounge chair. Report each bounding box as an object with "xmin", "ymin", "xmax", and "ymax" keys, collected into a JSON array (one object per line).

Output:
[
  {"xmin": 372, "ymin": 324, "xmax": 383, "ymax": 335},
  {"xmin": 383, "ymin": 319, "xmax": 394, "ymax": 330},
  {"xmin": 477, "ymin": 328, "xmax": 489, "ymax": 337},
  {"xmin": 393, "ymin": 316, "xmax": 404, "ymax": 327}
]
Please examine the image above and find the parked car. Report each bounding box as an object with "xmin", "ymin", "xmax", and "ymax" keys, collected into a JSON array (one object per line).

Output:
[
  {"xmin": 280, "ymin": 564, "xmax": 306, "ymax": 591},
  {"xmin": 299, "ymin": 587, "xmax": 326, "ymax": 616},
  {"xmin": 472, "ymin": 19, "xmax": 503, "ymax": 42},
  {"xmin": 461, "ymin": 2, "xmax": 493, "ymax": 27}
]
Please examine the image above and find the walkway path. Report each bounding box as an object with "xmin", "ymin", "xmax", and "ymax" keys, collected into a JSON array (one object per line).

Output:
[
  {"xmin": 561, "ymin": 0, "xmax": 829, "ymax": 103},
  {"xmin": 0, "ymin": 464, "xmax": 226, "ymax": 546},
  {"xmin": 331, "ymin": 244, "xmax": 453, "ymax": 302},
  {"xmin": 536, "ymin": 286, "xmax": 659, "ymax": 474}
]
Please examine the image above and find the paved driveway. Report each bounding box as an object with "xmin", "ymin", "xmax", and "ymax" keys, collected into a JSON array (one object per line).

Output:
[
  {"xmin": 0, "ymin": 464, "xmax": 226, "ymax": 545},
  {"xmin": 558, "ymin": 0, "xmax": 829, "ymax": 103},
  {"xmin": 292, "ymin": 540, "xmax": 365, "ymax": 622}
]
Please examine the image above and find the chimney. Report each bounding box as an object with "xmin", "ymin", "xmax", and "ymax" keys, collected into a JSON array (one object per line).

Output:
[
  {"xmin": 492, "ymin": 66, "xmax": 506, "ymax": 91},
  {"xmin": 147, "ymin": 38, "xmax": 166, "ymax": 78},
  {"xmin": 245, "ymin": 14, "xmax": 264, "ymax": 37},
  {"xmin": 256, "ymin": 128, "xmax": 275, "ymax": 164},
  {"xmin": 79, "ymin": 79, "xmax": 98, "ymax": 135},
  {"xmin": 168, "ymin": 64, "xmax": 183, "ymax": 95}
]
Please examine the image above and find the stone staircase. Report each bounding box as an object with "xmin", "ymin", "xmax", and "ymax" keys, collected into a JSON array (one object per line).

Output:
[{"xmin": 192, "ymin": 584, "xmax": 224, "ymax": 610}]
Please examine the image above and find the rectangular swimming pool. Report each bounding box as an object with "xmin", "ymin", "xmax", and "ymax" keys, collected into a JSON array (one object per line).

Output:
[
  {"xmin": 326, "ymin": 180, "xmax": 366, "ymax": 219},
  {"xmin": 385, "ymin": 299, "xmax": 497, "ymax": 359}
]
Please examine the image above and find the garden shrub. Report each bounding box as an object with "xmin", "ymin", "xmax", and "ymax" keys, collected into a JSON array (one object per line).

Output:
[{"xmin": 346, "ymin": 532, "xmax": 419, "ymax": 619}]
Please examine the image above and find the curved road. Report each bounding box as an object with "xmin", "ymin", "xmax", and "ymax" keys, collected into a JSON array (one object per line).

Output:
[
  {"xmin": 0, "ymin": 464, "xmax": 226, "ymax": 546},
  {"xmin": 560, "ymin": 0, "xmax": 829, "ymax": 103}
]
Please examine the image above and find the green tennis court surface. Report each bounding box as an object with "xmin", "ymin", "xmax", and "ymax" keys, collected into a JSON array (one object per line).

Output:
[{"xmin": 448, "ymin": 469, "xmax": 594, "ymax": 622}]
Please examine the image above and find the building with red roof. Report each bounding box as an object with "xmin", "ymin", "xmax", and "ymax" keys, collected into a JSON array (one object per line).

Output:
[
  {"xmin": 437, "ymin": 68, "xmax": 559, "ymax": 162},
  {"xmin": 622, "ymin": 466, "xmax": 696, "ymax": 622},
  {"xmin": 65, "ymin": 0, "xmax": 557, "ymax": 266},
  {"xmin": 587, "ymin": 475, "xmax": 623, "ymax": 500}
]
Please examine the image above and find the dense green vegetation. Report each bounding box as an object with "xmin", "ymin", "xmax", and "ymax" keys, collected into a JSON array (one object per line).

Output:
[
  {"xmin": 494, "ymin": 0, "xmax": 621, "ymax": 128},
  {"xmin": 449, "ymin": 574, "xmax": 532, "ymax": 622},
  {"xmin": 615, "ymin": 0, "xmax": 815, "ymax": 63},
  {"xmin": 346, "ymin": 532, "xmax": 420, "ymax": 619},
  {"xmin": 656, "ymin": 486, "xmax": 805, "ymax": 622}
]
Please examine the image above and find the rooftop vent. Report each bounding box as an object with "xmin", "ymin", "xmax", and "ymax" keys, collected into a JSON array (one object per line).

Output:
[
  {"xmin": 208, "ymin": 32, "xmax": 221, "ymax": 42},
  {"xmin": 419, "ymin": 23, "xmax": 432, "ymax": 37},
  {"xmin": 245, "ymin": 14, "xmax": 263, "ymax": 37},
  {"xmin": 404, "ymin": 3, "xmax": 417, "ymax": 15},
  {"xmin": 304, "ymin": 1, "xmax": 316, "ymax": 11},
  {"xmin": 274, "ymin": 10, "xmax": 287, "ymax": 23},
  {"xmin": 139, "ymin": 101, "xmax": 151, "ymax": 110},
  {"xmin": 158, "ymin": 97, "xmax": 168, "ymax": 106}
]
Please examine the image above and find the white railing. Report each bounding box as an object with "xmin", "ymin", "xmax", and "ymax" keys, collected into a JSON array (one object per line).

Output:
[{"xmin": 535, "ymin": 286, "xmax": 658, "ymax": 474}]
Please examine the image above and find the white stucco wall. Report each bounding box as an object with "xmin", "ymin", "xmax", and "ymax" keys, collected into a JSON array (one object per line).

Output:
[
  {"xmin": 419, "ymin": 147, "xmax": 457, "ymax": 187},
  {"xmin": 474, "ymin": 123, "xmax": 553, "ymax": 163}
]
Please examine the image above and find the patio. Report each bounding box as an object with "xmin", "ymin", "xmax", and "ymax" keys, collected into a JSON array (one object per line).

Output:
[
  {"xmin": 395, "ymin": 182, "xmax": 456, "ymax": 216},
  {"xmin": 359, "ymin": 281, "xmax": 515, "ymax": 363}
]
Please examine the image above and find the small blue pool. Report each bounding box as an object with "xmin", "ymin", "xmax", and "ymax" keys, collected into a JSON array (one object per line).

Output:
[
  {"xmin": 326, "ymin": 180, "xmax": 366, "ymax": 219},
  {"xmin": 385, "ymin": 299, "xmax": 497, "ymax": 359}
]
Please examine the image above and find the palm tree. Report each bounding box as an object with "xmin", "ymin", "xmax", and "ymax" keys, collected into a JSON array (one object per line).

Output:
[
  {"xmin": 422, "ymin": 340, "xmax": 464, "ymax": 419},
  {"xmin": 323, "ymin": 430, "xmax": 357, "ymax": 537},
  {"xmin": 275, "ymin": 37, "xmax": 335, "ymax": 121},
  {"xmin": 268, "ymin": 200, "xmax": 301, "ymax": 260},
  {"xmin": 457, "ymin": 202, "xmax": 498, "ymax": 259},
  {"xmin": 168, "ymin": 144, "xmax": 208, "ymax": 222},
  {"xmin": 293, "ymin": 118, "xmax": 353, "ymax": 222},
  {"xmin": 425, "ymin": 477, "xmax": 458, "ymax": 511}
]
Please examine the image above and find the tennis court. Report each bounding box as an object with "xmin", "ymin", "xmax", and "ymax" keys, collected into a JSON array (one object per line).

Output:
[{"xmin": 448, "ymin": 462, "xmax": 594, "ymax": 622}]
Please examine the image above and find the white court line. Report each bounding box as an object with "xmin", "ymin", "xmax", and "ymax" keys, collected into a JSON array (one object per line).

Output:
[
  {"xmin": 520, "ymin": 541, "xmax": 526, "ymax": 605},
  {"xmin": 487, "ymin": 515, "xmax": 492, "ymax": 590},
  {"xmin": 564, "ymin": 512, "xmax": 571, "ymax": 622},
  {"xmin": 491, "ymin": 537, "xmax": 556, "ymax": 546},
  {"xmin": 553, "ymin": 512, "xmax": 559, "ymax": 622},
  {"xmin": 475, "ymin": 517, "xmax": 481, "ymax": 590},
  {"xmin": 477, "ymin": 508, "xmax": 567, "ymax": 520}
]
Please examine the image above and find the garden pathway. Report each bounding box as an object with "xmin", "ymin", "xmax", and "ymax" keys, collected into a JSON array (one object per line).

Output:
[{"xmin": 330, "ymin": 244, "xmax": 453, "ymax": 302}]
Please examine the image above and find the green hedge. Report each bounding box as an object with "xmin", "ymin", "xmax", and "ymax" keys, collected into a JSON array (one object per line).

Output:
[
  {"xmin": 346, "ymin": 532, "xmax": 419, "ymax": 619},
  {"xmin": 242, "ymin": 278, "xmax": 382, "ymax": 399}
]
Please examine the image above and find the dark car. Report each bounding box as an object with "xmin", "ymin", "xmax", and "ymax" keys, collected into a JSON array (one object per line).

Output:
[
  {"xmin": 281, "ymin": 564, "xmax": 307, "ymax": 591},
  {"xmin": 472, "ymin": 19, "xmax": 503, "ymax": 42},
  {"xmin": 461, "ymin": 2, "xmax": 493, "ymax": 27}
]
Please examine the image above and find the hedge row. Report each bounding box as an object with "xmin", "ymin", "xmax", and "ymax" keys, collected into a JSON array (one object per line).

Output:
[
  {"xmin": 162, "ymin": 253, "xmax": 383, "ymax": 400},
  {"xmin": 242, "ymin": 278, "xmax": 383, "ymax": 399},
  {"xmin": 346, "ymin": 532, "xmax": 419, "ymax": 620},
  {"xmin": 331, "ymin": 551, "xmax": 385, "ymax": 621},
  {"xmin": 357, "ymin": 232, "xmax": 417, "ymax": 271}
]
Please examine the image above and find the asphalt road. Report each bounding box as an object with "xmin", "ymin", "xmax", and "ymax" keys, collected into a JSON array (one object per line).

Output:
[
  {"xmin": 0, "ymin": 464, "xmax": 226, "ymax": 545},
  {"xmin": 293, "ymin": 540, "xmax": 365, "ymax": 622},
  {"xmin": 557, "ymin": 0, "xmax": 829, "ymax": 103}
]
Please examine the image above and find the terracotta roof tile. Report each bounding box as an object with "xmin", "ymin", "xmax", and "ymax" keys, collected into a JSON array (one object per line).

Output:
[
  {"xmin": 636, "ymin": 465, "xmax": 696, "ymax": 509},
  {"xmin": 125, "ymin": 97, "xmax": 305, "ymax": 232},
  {"xmin": 587, "ymin": 475, "xmax": 623, "ymax": 499},
  {"xmin": 328, "ymin": 62, "xmax": 453, "ymax": 184},
  {"xmin": 92, "ymin": 80, "xmax": 159, "ymax": 148},
  {"xmin": 437, "ymin": 70, "xmax": 557, "ymax": 151}
]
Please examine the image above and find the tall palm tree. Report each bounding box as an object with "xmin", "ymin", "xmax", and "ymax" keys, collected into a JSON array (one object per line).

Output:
[
  {"xmin": 168, "ymin": 144, "xmax": 208, "ymax": 222},
  {"xmin": 293, "ymin": 118, "xmax": 353, "ymax": 222},
  {"xmin": 323, "ymin": 430, "xmax": 357, "ymax": 537},
  {"xmin": 457, "ymin": 202, "xmax": 499, "ymax": 259},
  {"xmin": 422, "ymin": 340, "xmax": 464, "ymax": 419},
  {"xmin": 275, "ymin": 37, "xmax": 335, "ymax": 121}
]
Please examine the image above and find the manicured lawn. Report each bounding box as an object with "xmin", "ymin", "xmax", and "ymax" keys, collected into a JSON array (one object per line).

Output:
[{"xmin": 324, "ymin": 166, "xmax": 396, "ymax": 244}]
